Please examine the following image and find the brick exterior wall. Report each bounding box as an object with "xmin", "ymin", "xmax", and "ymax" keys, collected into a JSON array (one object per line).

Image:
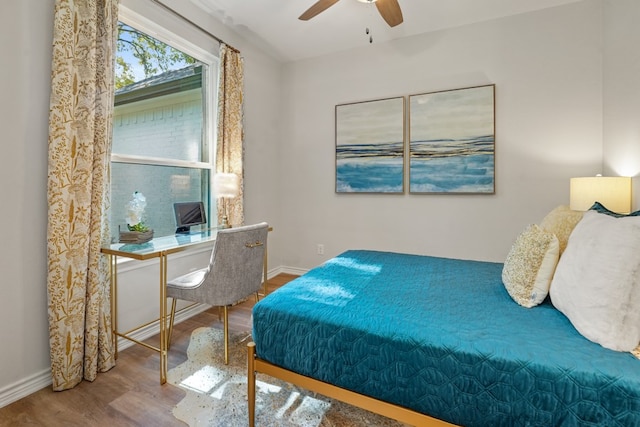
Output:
[{"xmin": 111, "ymin": 89, "xmax": 211, "ymax": 241}]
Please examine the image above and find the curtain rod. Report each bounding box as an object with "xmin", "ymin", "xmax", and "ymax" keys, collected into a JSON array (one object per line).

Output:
[{"xmin": 150, "ymin": 0, "xmax": 239, "ymax": 53}]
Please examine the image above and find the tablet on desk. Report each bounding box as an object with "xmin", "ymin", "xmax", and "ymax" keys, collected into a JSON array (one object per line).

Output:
[{"xmin": 174, "ymin": 201, "xmax": 206, "ymax": 234}]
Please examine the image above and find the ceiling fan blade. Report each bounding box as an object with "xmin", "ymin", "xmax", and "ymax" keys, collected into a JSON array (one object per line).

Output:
[
  {"xmin": 376, "ymin": 0, "xmax": 403, "ymax": 27},
  {"xmin": 299, "ymin": 0, "xmax": 341, "ymax": 21}
]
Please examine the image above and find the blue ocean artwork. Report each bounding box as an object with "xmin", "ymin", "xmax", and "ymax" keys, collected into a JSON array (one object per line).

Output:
[
  {"xmin": 336, "ymin": 142, "xmax": 404, "ymax": 192},
  {"xmin": 409, "ymin": 85, "xmax": 495, "ymax": 194},
  {"xmin": 409, "ymin": 136, "xmax": 494, "ymax": 193},
  {"xmin": 336, "ymin": 97, "xmax": 405, "ymax": 193}
]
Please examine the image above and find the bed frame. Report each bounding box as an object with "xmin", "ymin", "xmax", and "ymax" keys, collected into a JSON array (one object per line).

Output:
[{"xmin": 247, "ymin": 342, "xmax": 455, "ymax": 427}]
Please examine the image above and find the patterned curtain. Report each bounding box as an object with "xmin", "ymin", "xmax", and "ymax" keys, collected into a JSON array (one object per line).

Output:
[
  {"xmin": 47, "ymin": 0, "xmax": 119, "ymax": 391},
  {"xmin": 216, "ymin": 44, "xmax": 245, "ymax": 226}
]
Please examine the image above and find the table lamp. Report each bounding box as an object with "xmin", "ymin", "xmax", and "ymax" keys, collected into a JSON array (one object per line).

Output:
[
  {"xmin": 569, "ymin": 175, "xmax": 631, "ymax": 214},
  {"xmin": 213, "ymin": 172, "xmax": 240, "ymax": 228}
]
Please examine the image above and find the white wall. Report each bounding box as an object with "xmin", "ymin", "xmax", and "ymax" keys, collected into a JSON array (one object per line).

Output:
[
  {"xmin": 0, "ymin": 0, "xmax": 282, "ymax": 406},
  {"xmin": 0, "ymin": 0, "xmax": 54, "ymax": 405},
  {"xmin": 603, "ymin": 0, "xmax": 640, "ymax": 208},
  {"xmin": 278, "ymin": 0, "xmax": 604, "ymax": 269}
]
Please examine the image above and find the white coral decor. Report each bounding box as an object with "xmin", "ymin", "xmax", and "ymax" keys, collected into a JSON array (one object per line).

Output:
[{"xmin": 125, "ymin": 191, "xmax": 149, "ymax": 232}]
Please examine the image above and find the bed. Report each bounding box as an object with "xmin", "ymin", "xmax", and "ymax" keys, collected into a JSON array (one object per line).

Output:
[{"xmin": 248, "ymin": 247, "xmax": 640, "ymax": 426}]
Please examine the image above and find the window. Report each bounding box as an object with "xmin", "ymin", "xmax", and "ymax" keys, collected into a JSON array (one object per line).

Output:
[{"xmin": 111, "ymin": 14, "xmax": 217, "ymax": 242}]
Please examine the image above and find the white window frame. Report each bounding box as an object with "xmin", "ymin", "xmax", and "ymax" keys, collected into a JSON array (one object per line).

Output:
[{"xmin": 113, "ymin": 5, "xmax": 219, "ymax": 236}]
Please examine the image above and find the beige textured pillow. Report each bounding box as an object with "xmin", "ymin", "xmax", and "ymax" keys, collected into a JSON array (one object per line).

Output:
[
  {"xmin": 540, "ymin": 205, "xmax": 583, "ymax": 255},
  {"xmin": 502, "ymin": 224, "xmax": 560, "ymax": 308}
]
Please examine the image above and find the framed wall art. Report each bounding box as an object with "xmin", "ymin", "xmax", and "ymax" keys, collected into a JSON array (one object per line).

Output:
[
  {"xmin": 335, "ymin": 96, "xmax": 405, "ymax": 193},
  {"xmin": 409, "ymin": 84, "xmax": 495, "ymax": 194}
]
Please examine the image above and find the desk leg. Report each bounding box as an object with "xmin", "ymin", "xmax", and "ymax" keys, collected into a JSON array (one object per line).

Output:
[
  {"xmin": 262, "ymin": 245, "xmax": 268, "ymax": 296},
  {"xmin": 110, "ymin": 254, "xmax": 119, "ymax": 360},
  {"xmin": 159, "ymin": 252, "xmax": 168, "ymax": 384},
  {"xmin": 260, "ymin": 228, "xmax": 272, "ymax": 297}
]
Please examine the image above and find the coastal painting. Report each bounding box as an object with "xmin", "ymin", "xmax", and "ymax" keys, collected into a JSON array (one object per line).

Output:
[
  {"xmin": 335, "ymin": 97, "xmax": 405, "ymax": 193},
  {"xmin": 409, "ymin": 85, "xmax": 495, "ymax": 194}
]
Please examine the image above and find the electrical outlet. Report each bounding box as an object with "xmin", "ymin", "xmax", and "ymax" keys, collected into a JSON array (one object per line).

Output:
[{"xmin": 317, "ymin": 244, "xmax": 324, "ymax": 255}]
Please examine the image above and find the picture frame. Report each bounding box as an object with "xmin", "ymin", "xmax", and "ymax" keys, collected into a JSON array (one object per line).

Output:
[
  {"xmin": 335, "ymin": 96, "xmax": 405, "ymax": 194},
  {"xmin": 409, "ymin": 84, "xmax": 495, "ymax": 194}
]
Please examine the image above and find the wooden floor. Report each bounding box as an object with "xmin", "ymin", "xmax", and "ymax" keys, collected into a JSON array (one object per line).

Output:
[{"xmin": 0, "ymin": 273, "xmax": 297, "ymax": 427}]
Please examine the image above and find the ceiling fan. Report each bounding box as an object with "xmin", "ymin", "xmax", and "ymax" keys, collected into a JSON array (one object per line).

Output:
[{"xmin": 299, "ymin": 0, "xmax": 403, "ymax": 28}]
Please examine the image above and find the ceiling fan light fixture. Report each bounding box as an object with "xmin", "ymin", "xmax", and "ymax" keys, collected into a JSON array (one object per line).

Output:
[{"xmin": 300, "ymin": 0, "xmax": 402, "ymax": 27}]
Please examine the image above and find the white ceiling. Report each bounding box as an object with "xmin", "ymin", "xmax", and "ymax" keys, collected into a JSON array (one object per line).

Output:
[{"xmin": 190, "ymin": 0, "xmax": 582, "ymax": 62}]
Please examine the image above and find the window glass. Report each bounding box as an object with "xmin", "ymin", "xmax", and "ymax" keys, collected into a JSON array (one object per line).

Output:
[
  {"xmin": 111, "ymin": 20, "xmax": 215, "ymax": 242},
  {"xmin": 111, "ymin": 163, "xmax": 210, "ymax": 238},
  {"xmin": 113, "ymin": 74, "xmax": 204, "ymax": 162}
]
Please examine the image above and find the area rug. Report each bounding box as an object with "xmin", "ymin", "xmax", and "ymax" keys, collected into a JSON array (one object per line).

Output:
[{"xmin": 167, "ymin": 327, "xmax": 408, "ymax": 427}]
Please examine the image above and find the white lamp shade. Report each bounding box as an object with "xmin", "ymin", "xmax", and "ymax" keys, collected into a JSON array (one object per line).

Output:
[
  {"xmin": 569, "ymin": 176, "xmax": 631, "ymax": 213},
  {"xmin": 213, "ymin": 173, "xmax": 240, "ymax": 198}
]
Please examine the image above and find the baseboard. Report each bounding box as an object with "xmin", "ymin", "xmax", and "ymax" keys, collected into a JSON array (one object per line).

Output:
[
  {"xmin": 0, "ymin": 368, "xmax": 52, "ymax": 409},
  {"xmin": 0, "ymin": 266, "xmax": 305, "ymax": 409},
  {"xmin": 270, "ymin": 265, "xmax": 309, "ymax": 277}
]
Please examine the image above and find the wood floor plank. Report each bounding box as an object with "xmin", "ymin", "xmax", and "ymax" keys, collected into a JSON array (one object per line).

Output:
[{"xmin": 0, "ymin": 274, "xmax": 297, "ymax": 427}]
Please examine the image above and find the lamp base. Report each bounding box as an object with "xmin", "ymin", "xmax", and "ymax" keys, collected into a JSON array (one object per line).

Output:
[{"xmin": 220, "ymin": 215, "xmax": 231, "ymax": 229}]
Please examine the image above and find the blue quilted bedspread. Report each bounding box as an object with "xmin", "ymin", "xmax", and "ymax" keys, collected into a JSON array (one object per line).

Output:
[{"xmin": 252, "ymin": 250, "xmax": 640, "ymax": 426}]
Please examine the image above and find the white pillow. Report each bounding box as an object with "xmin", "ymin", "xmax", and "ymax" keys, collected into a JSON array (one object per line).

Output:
[
  {"xmin": 502, "ymin": 224, "xmax": 560, "ymax": 308},
  {"xmin": 550, "ymin": 210, "xmax": 640, "ymax": 351}
]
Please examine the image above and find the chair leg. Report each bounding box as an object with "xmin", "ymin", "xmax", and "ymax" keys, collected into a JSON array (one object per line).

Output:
[
  {"xmin": 223, "ymin": 305, "xmax": 229, "ymax": 365},
  {"xmin": 254, "ymin": 292, "xmax": 260, "ymax": 303},
  {"xmin": 168, "ymin": 298, "xmax": 177, "ymax": 350}
]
